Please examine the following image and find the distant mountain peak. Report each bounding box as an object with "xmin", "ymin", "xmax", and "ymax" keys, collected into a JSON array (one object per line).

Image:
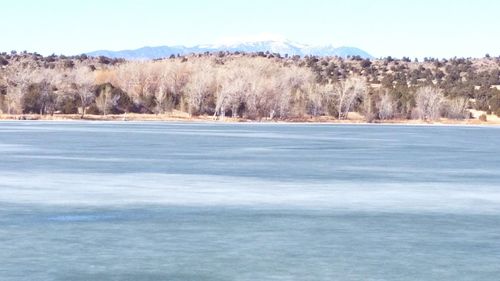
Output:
[
  {"xmin": 86, "ymin": 37, "xmax": 373, "ymax": 60},
  {"xmin": 212, "ymin": 33, "xmax": 289, "ymax": 46}
]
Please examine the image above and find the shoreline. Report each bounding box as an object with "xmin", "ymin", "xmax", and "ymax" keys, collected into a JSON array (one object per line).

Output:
[{"xmin": 1, "ymin": 113, "xmax": 499, "ymax": 126}]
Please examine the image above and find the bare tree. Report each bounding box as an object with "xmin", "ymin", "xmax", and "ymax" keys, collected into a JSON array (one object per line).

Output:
[
  {"xmin": 377, "ymin": 91, "xmax": 395, "ymax": 120},
  {"xmin": 138, "ymin": 60, "xmax": 191, "ymax": 114},
  {"xmin": 78, "ymin": 88, "xmax": 95, "ymax": 117},
  {"xmin": 277, "ymin": 66, "xmax": 311, "ymax": 118},
  {"xmin": 244, "ymin": 74, "xmax": 270, "ymax": 119},
  {"xmin": 12, "ymin": 69, "xmax": 56, "ymax": 115},
  {"xmin": 240, "ymin": 60, "xmax": 276, "ymax": 119},
  {"xmin": 4, "ymin": 67, "xmax": 32, "ymax": 114},
  {"xmin": 37, "ymin": 80, "xmax": 56, "ymax": 115},
  {"xmin": 307, "ymin": 82, "xmax": 327, "ymax": 117},
  {"xmin": 185, "ymin": 67, "xmax": 215, "ymax": 115},
  {"xmin": 444, "ymin": 96, "xmax": 469, "ymax": 119},
  {"xmin": 114, "ymin": 62, "xmax": 149, "ymax": 110},
  {"xmin": 95, "ymin": 84, "xmax": 119, "ymax": 115},
  {"xmin": 4, "ymin": 87, "xmax": 23, "ymax": 114},
  {"xmin": 165, "ymin": 61, "xmax": 190, "ymax": 112},
  {"xmin": 215, "ymin": 67, "xmax": 247, "ymax": 119},
  {"xmin": 153, "ymin": 66, "xmax": 174, "ymax": 114},
  {"xmin": 414, "ymin": 86, "xmax": 444, "ymax": 120},
  {"xmin": 154, "ymin": 79, "xmax": 170, "ymax": 114},
  {"xmin": 74, "ymin": 67, "xmax": 95, "ymax": 118},
  {"xmin": 330, "ymin": 76, "xmax": 367, "ymax": 119},
  {"xmin": 261, "ymin": 78, "xmax": 281, "ymax": 119}
]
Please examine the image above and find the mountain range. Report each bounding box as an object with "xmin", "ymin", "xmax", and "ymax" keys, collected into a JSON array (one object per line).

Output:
[{"xmin": 86, "ymin": 39, "xmax": 373, "ymax": 60}]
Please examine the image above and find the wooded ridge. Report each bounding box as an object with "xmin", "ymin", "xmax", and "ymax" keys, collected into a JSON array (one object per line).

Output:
[{"xmin": 1, "ymin": 51, "xmax": 499, "ymax": 122}]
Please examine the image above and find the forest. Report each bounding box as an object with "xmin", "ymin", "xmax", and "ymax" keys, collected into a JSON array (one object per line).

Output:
[{"xmin": 1, "ymin": 50, "xmax": 500, "ymax": 121}]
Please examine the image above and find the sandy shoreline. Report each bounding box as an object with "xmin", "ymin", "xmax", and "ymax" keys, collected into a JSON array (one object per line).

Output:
[{"xmin": 1, "ymin": 113, "xmax": 499, "ymax": 126}]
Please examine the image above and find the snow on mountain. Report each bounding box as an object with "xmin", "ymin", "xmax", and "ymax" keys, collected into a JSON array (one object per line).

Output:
[{"xmin": 86, "ymin": 39, "xmax": 373, "ymax": 60}]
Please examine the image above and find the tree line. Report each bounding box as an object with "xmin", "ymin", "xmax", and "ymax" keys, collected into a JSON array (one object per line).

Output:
[{"xmin": 1, "ymin": 51, "xmax": 499, "ymax": 120}]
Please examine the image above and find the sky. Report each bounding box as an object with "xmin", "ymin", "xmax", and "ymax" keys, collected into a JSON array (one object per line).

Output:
[{"xmin": 1, "ymin": 0, "xmax": 499, "ymax": 58}]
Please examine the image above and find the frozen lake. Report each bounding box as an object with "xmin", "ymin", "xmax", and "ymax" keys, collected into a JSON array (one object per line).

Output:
[{"xmin": 0, "ymin": 122, "xmax": 499, "ymax": 280}]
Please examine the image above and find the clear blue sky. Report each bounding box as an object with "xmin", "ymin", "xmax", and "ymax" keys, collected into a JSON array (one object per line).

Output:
[{"xmin": 2, "ymin": 0, "xmax": 499, "ymax": 58}]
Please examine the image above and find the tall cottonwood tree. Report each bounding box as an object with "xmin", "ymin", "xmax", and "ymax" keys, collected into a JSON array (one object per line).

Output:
[
  {"xmin": 4, "ymin": 67, "xmax": 33, "ymax": 114},
  {"xmin": 331, "ymin": 76, "xmax": 368, "ymax": 119},
  {"xmin": 377, "ymin": 91, "xmax": 396, "ymax": 120},
  {"xmin": 74, "ymin": 67, "xmax": 96, "ymax": 118},
  {"xmin": 414, "ymin": 86, "xmax": 444, "ymax": 120},
  {"xmin": 95, "ymin": 84, "xmax": 119, "ymax": 115},
  {"xmin": 444, "ymin": 96, "xmax": 469, "ymax": 119},
  {"xmin": 185, "ymin": 66, "xmax": 215, "ymax": 115}
]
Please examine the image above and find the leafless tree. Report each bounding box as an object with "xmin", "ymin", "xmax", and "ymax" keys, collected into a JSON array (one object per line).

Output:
[
  {"xmin": 185, "ymin": 67, "xmax": 215, "ymax": 115},
  {"xmin": 95, "ymin": 84, "xmax": 119, "ymax": 115},
  {"xmin": 37, "ymin": 80, "xmax": 56, "ymax": 115},
  {"xmin": 113, "ymin": 62, "xmax": 149, "ymax": 110},
  {"xmin": 414, "ymin": 86, "xmax": 444, "ymax": 120},
  {"xmin": 152, "ymin": 63, "xmax": 179, "ymax": 114},
  {"xmin": 215, "ymin": 67, "xmax": 247, "ymax": 119},
  {"xmin": 154, "ymin": 78, "xmax": 170, "ymax": 114},
  {"xmin": 4, "ymin": 67, "xmax": 32, "ymax": 114},
  {"xmin": 78, "ymin": 88, "xmax": 95, "ymax": 117},
  {"xmin": 277, "ymin": 66, "xmax": 312, "ymax": 118},
  {"xmin": 74, "ymin": 67, "xmax": 95, "ymax": 118},
  {"xmin": 165, "ymin": 61, "xmax": 190, "ymax": 112},
  {"xmin": 444, "ymin": 96, "xmax": 469, "ymax": 119},
  {"xmin": 377, "ymin": 91, "xmax": 396, "ymax": 120},
  {"xmin": 330, "ymin": 76, "xmax": 368, "ymax": 119},
  {"xmin": 307, "ymin": 82, "xmax": 327, "ymax": 117},
  {"xmin": 142, "ymin": 64, "xmax": 165, "ymax": 114}
]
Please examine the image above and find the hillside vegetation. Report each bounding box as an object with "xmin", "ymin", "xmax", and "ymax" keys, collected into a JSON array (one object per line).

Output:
[{"xmin": 1, "ymin": 51, "xmax": 500, "ymax": 122}]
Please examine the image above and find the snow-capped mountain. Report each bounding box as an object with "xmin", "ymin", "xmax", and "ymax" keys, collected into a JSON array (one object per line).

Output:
[{"xmin": 86, "ymin": 39, "xmax": 373, "ymax": 60}]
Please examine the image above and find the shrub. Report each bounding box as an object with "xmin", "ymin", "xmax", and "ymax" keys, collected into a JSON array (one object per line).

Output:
[
  {"xmin": 63, "ymin": 60, "xmax": 75, "ymax": 69},
  {"xmin": 479, "ymin": 114, "xmax": 487, "ymax": 122},
  {"xmin": 98, "ymin": 56, "xmax": 112, "ymax": 64},
  {"xmin": 360, "ymin": 59, "xmax": 372, "ymax": 68},
  {"xmin": 0, "ymin": 56, "xmax": 8, "ymax": 66}
]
